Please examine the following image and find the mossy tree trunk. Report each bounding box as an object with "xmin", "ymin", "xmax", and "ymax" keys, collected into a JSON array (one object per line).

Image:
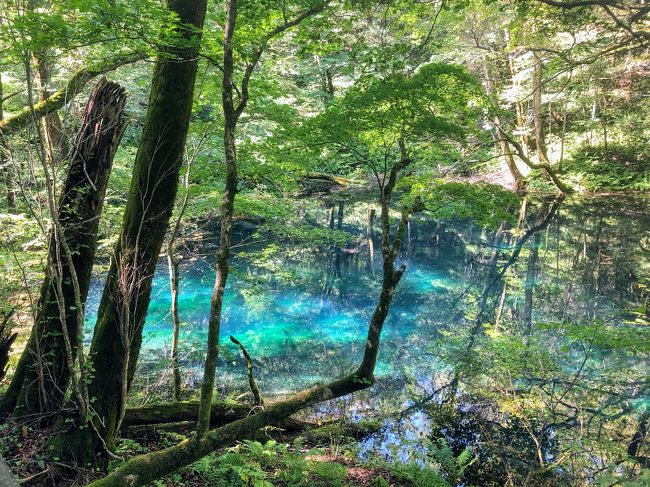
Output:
[
  {"xmin": 65, "ymin": 0, "xmax": 207, "ymax": 457},
  {"xmin": 0, "ymin": 79, "xmax": 127, "ymax": 417},
  {"xmin": 195, "ymin": 0, "xmax": 238, "ymax": 435},
  {"xmin": 0, "ymin": 53, "xmax": 143, "ymax": 136},
  {"xmin": 0, "ymin": 72, "xmax": 16, "ymax": 210}
]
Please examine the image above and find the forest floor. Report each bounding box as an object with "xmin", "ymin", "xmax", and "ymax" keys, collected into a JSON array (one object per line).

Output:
[{"xmin": 0, "ymin": 417, "xmax": 401, "ymax": 486}]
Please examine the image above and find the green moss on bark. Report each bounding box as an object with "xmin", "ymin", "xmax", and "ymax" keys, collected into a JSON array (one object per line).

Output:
[{"xmin": 68, "ymin": 0, "xmax": 208, "ymax": 458}]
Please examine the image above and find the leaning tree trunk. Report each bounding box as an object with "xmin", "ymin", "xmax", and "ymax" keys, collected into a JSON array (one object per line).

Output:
[
  {"xmin": 0, "ymin": 53, "xmax": 143, "ymax": 137},
  {"xmin": 63, "ymin": 0, "xmax": 207, "ymax": 459},
  {"xmin": 481, "ymin": 58, "xmax": 527, "ymax": 194},
  {"xmin": 496, "ymin": 123, "xmax": 527, "ymax": 194},
  {"xmin": 0, "ymin": 79, "xmax": 127, "ymax": 417}
]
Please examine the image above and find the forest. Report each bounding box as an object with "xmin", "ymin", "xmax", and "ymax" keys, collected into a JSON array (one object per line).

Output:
[{"xmin": 0, "ymin": 0, "xmax": 648, "ymax": 485}]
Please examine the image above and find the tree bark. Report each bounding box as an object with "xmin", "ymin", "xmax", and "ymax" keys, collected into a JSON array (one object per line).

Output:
[
  {"xmin": 532, "ymin": 58, "xmax": 551, "ymax": 165},
  {"xmin": 502, "ymin": 132, "xmax": 573, "ymax": 194},
  {"xmin": 66, "ymin": 0, "xmax": 207, "ymax": 457},
  {"xmin": 0, "ymin": 79, "xmax": 127, "ymax": 417},
  {"xmin": 32, "ymin": 50, "xmax": 68, "ymax": 166},
  {"xmin": 0, "ymin": 311, "xmax": 17, "ymax": 382},
  {"xmin": 497, "ymin": 123, "xmax": 527, "ymax": 194},
  {"xmin": 367, "ymin": 207, "xmax": 376, "ymax": 238},
  {"xmin": 122, "ymin": 401, "xmax": 250, "ymax": 428},
  {"xmin": 168, "ymin": 255, "xmax": 182, "ymax": 401},
  {"xmin": 195, "ymin": 0, "xmax": 238, "ymax": 438},
  {"xmin": 0, "ymin": 73, "xmax": 16, "ymax": 209},
  {"xmin": 167, "ymin": 159, "xmax": 192, "ymax": 402},
  {"xmin": 480, "ymin": 57, "xmax": 527, "ymax": 194}
]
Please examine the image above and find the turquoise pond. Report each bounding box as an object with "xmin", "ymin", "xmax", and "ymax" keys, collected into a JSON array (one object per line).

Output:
[{"xmin": 84, "ymin": 195, "xmax": 649, "ymax": 400}]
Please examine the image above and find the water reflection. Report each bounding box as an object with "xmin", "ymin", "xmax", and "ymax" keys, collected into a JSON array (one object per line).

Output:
[{"xmin": 85, "ymin": 195, "xmax": 649, "ymax": 387}]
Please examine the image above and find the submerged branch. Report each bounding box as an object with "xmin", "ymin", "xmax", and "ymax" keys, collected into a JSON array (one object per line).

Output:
[{"xmin": 230, "ymin": 335, "xmax": 263, "ymax": 406}]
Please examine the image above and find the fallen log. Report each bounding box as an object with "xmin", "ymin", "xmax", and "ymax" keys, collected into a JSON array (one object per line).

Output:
[
  {"xmin": 303, "ymin": 172, "xmax": 351, "ymax": 186},
  {"xmin": 124, "ymin": 415, "xmax": 381, "ymax": 446},
  {"xmin": 300, "ymin": 172, "xmax": 353, "ymax": 195},
  {"xmin": 121, "ymin": 400, "xmax": 250, "ymax": 428},
  {"xmin": 125, "ymin": 416, "xmax": 309, "ymax": 438}
]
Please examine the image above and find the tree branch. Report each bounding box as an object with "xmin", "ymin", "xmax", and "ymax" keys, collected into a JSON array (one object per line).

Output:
[
  {"xmin": 234, "ymin": 1, "xmax": 330, "ymax": 120},
  {"xmin": 0, "ymin": 53, "xmax": 145, "ymax": 136},
  {"xmin": 230, "ymin": 335, "xmax": 263, "ymax": 406}
]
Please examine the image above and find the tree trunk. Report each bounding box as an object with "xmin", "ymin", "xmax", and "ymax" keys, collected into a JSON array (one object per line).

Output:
[
  {"xmin": 523, "ymin": 232, "xmax": 541, "ymax": 338},
  {"xmin": 503, "ymin": 132, "xmax": 573, "ymax": 194},
  {"xmin": 122, "ymin": 401, "xmax": 251, "ymax": 428},
  {"xmin": 532, "ymin": 59, "xmax": 551, "ymax": 165},
  {"xmin": 0, "ymin": 311, "xmax": 17, "ymax": 382},
  {"xmin": 32, "ymin": 50, "xmax": 68, "ymax": 166},
  {"xmin": 497, "ymin": 123, "xmax": 527, "ymax": 194},
  {"xmin": 195, "ymin": 0, "xmax": 331, "ymax": 437},
  {"xmin": 195, "ymin": 0, "xmax": 238, "ymax": 438},
  {"xmin": 167, "ymin": 159, "xmax": 192, "ymax": 402},
  {"xmin": 65, "ymin": 0, "xmax": 207, "ymax": 457},
  {"xmin": 367, "ymin": 207, "xmax": 375, "ymax": 238},
  {"xmin": 0, "ymin": 79, "xmax": 127, "ymax": 417},
  {"xmin": 168, "ymin": 255, "xmax": 182, "ymax": 401},
  {"xmin": 0, "ymin": 73, "xmax": 16, "ymax": 210},
  {"xmin": 481, "ymin": 57, "xmax": 527, "ymax": 194},
  {"xmin": 337, "ymin": 200, "xmax": 344, "ymax": 229}
]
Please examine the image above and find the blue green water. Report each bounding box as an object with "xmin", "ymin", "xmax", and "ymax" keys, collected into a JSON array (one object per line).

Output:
[{"xmin": 85, "ymin": 195, "xmax": 649, "ymax": 396}]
